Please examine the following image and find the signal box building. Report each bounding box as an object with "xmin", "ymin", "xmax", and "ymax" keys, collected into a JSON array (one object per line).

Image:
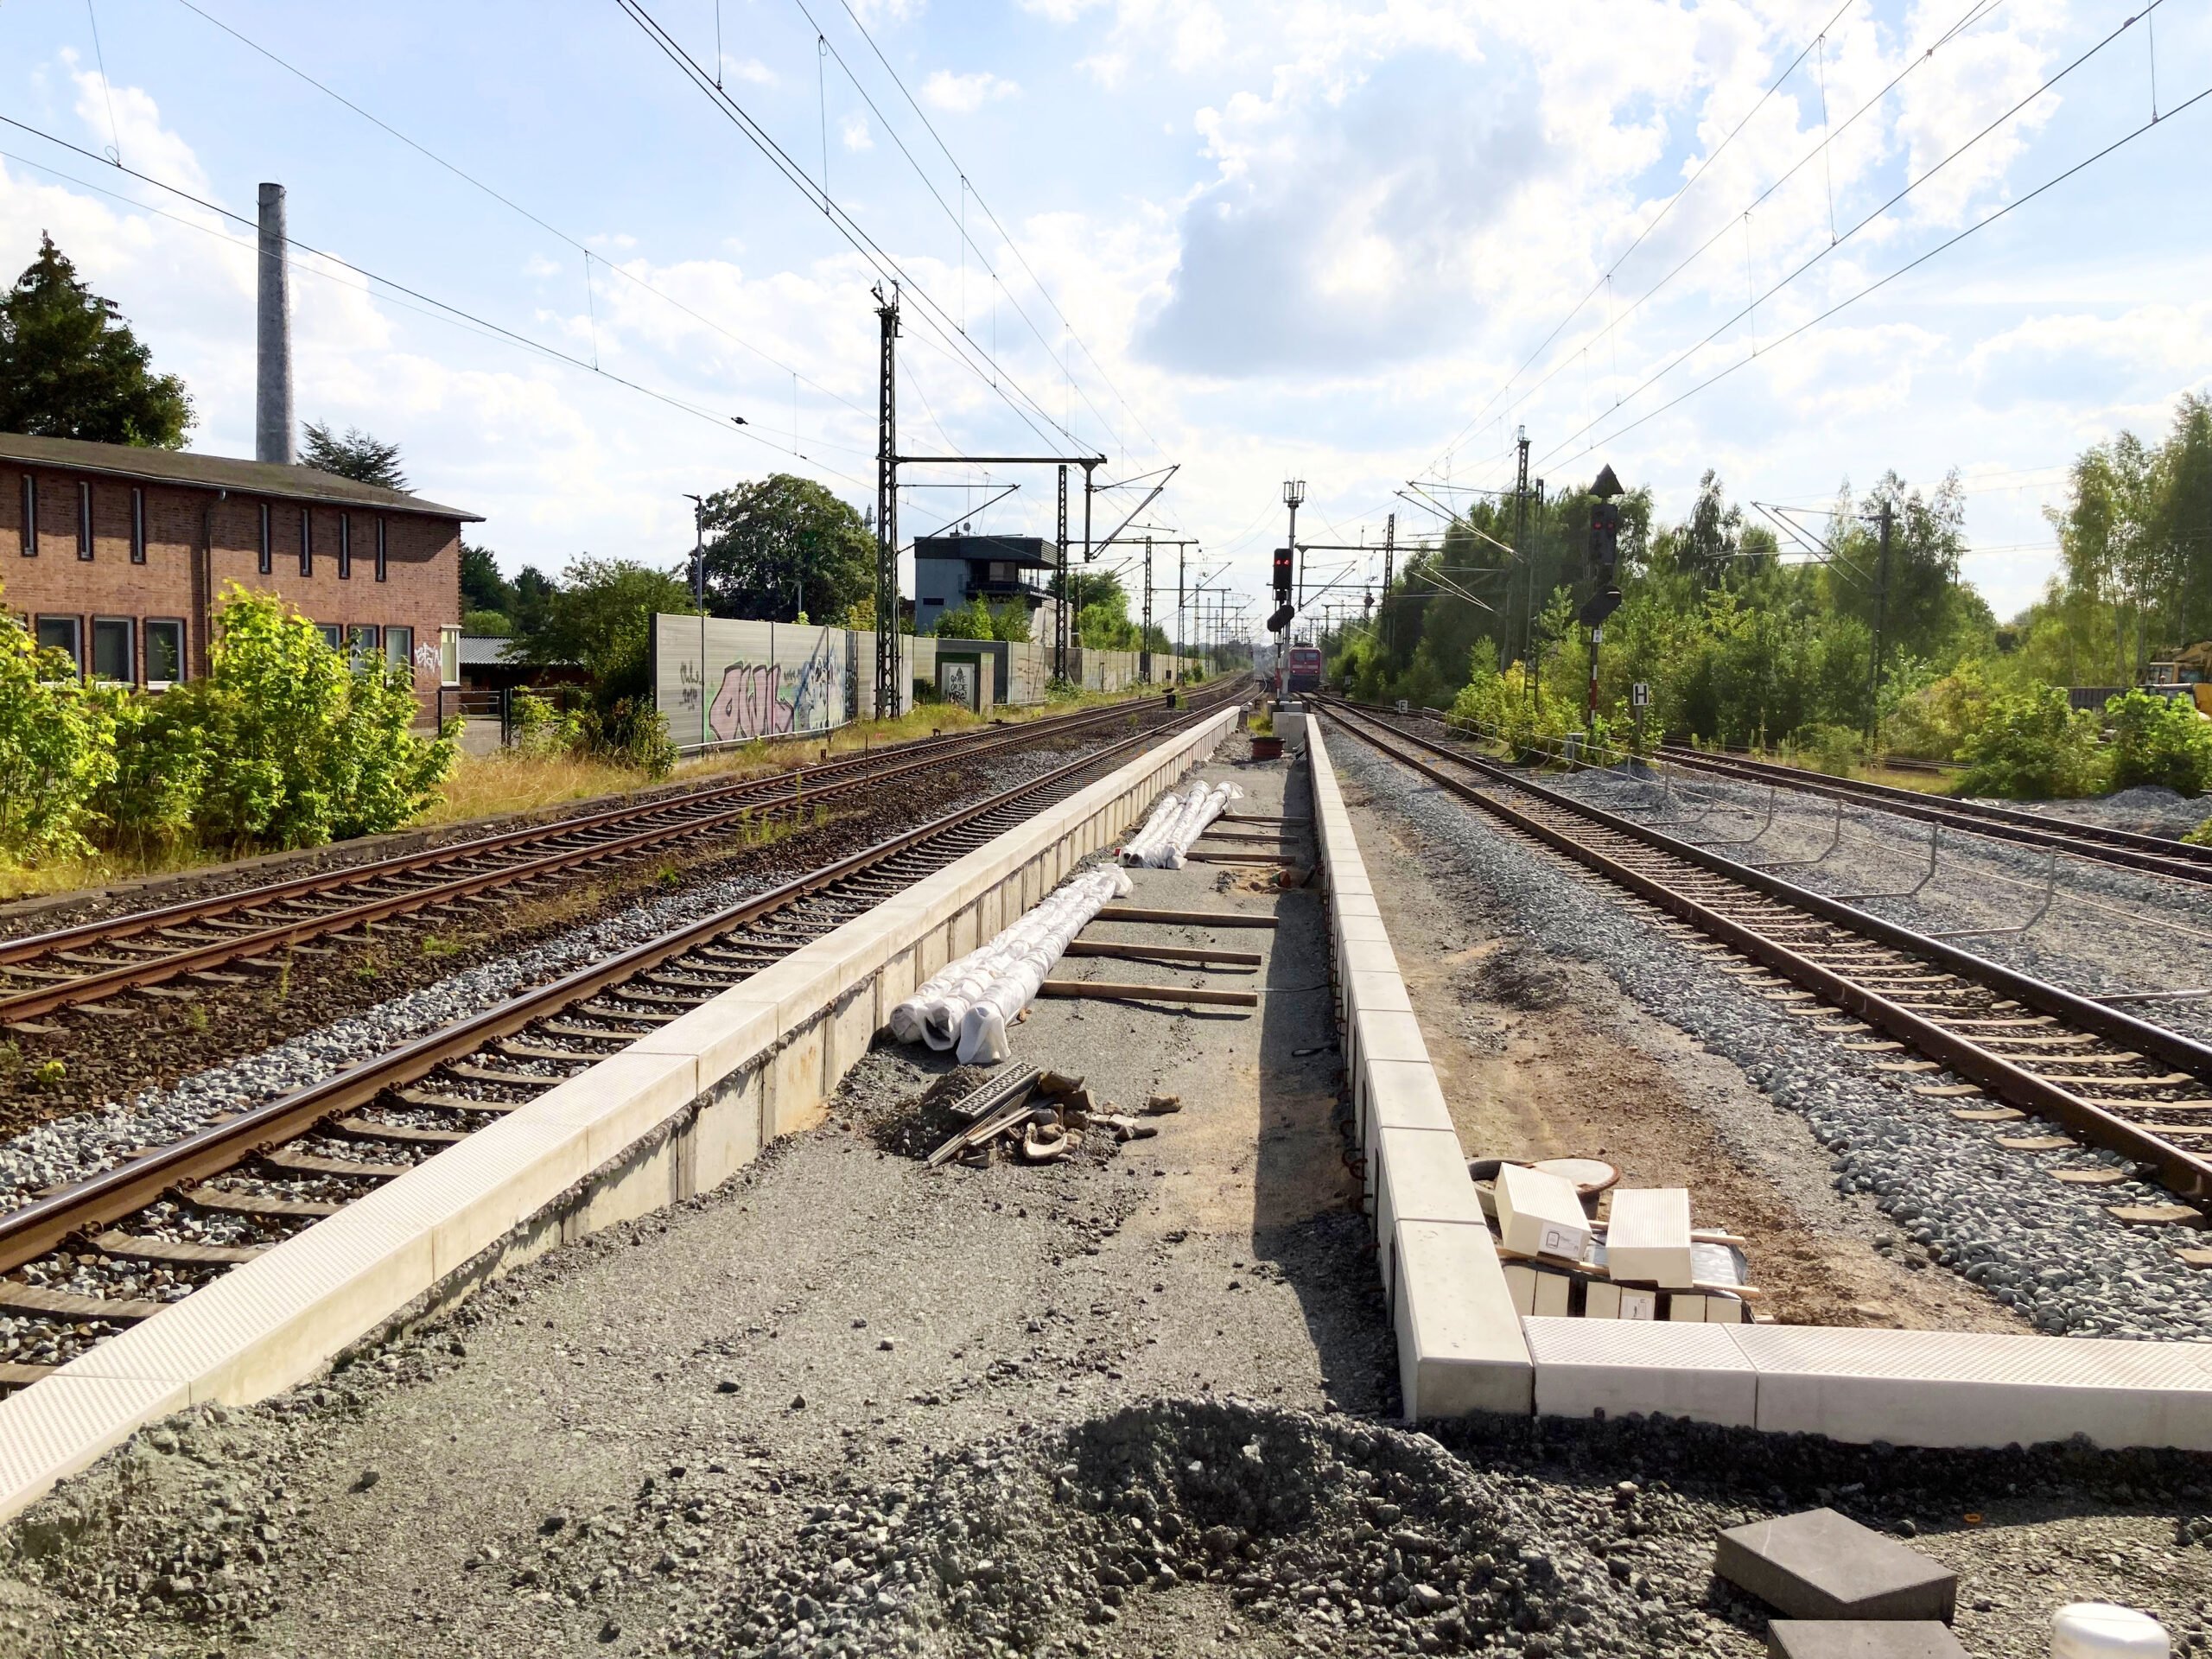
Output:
[
  {"xmin": 0, "ymin": 432, "xmax": 476, "ymax": 706},
  {"xmin": 912, "ymin": 531, "xmax": 1061, "ymax": 639}
]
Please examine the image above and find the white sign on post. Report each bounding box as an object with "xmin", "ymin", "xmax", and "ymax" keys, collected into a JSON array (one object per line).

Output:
[{"xmin": 1631, "ymin": 682, "xmax": 1649, "ymax": 709}]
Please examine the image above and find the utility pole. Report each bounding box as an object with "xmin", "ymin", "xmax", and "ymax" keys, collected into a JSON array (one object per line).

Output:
[
  {"xmin": 872, "ymin": 285, "xmax": 900, "ymax": 719},
  {"xmin": 1054, "ymin": 463, "xmax": 1070, "ymax": 684},
  {"xmin": 1284, "ymin": 479, "xmax": 1306, "ymax": 607},
  {"xmin": 1177, "ymin": 546, "xmax": 1185, "ymax": 682},
  {"xmin": 1513, "ymin": 426, "xmax": 1531, "ymax": 679},
  {"xmin": 1381, "ymin": 512, "xmax": 1395, "ymax": 655},
  {"xmin": 1140, "ymin": 534, "xmax": 1154, "ymax": 683},
  {"xmin": 1869, "ymin": 497, "xmax": 1894, "ymax": 743}
]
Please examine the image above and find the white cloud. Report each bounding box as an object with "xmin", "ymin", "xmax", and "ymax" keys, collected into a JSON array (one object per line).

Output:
[
  {"xmin": 921, "ymin": 70, "xmax": 1021, "ymax": 113},
  {"xmin": 523, "ymin": 254, "xmax": 563, "ymax": 279},
  {"xmin": 721, "ymin": 54, "xmax": 777, "ymax": 87},
  {"xmin": 841, "ymin": 114, "xmax": 874, "ymax": 152}
]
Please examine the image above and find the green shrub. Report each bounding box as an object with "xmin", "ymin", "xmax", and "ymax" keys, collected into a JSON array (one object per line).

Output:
[
  {"xmin": 2185, "ymin": 817, "xmax": 2212, "ymax": 847},
  {"xmin": 0, "ymin": 608, "xmax": 116, "ymax": 862},
  {"xmin": 2104, "ymin": 689, "xmax": 2212, "ymax": 797},
  {"xmin": 1956, "ymin": 683, "xmax": 2105, "ymax": 798},
  {"xmin": 580, "ymin": 696, "xmax": 675, "ymax": 779},
  {"xmin": 1790, "ymin": 722, "xmax": 1865, "ymax": 777},
  {"xmin": 507, "ymin": 687, "xmax": 587, "ymax": 758},
  {"xmin": 168, "ymin": 586, "xmax": 455, "ymax": 849},
  {"xmin": 95, "ymin": 689, "xmax": 207, "ymax": 854}
]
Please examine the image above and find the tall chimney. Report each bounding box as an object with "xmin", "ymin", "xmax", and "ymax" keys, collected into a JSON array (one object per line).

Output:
[{"xmin": 256, "ymin": 181, "xmax": 294, "ymax": 465}]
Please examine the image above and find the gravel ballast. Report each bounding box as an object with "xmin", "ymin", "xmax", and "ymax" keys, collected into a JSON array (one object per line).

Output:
[{"xmin": 1332, "ymin": 733, "xmax": 2212, "ymax": 1344}]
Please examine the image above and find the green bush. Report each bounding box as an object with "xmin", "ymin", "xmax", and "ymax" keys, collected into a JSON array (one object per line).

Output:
[
  {"xmin": 2186, "ymin": 817, "xmax": 2212, "ymax": 848},
  {"xmin": 1790, "ymin": 722, "xmax": 1865, "ymax": 778},
  {"xmin": 95, "ymin": 689, "xmax": 206, "ymax": 854},
  {"xmin": 168, "ymin": 586, "xmax": 455, "ymax": 849},
  {"xmin": 2104, "ymin": 689, "xmax": 2212, "ymax": 797},
  {"xmin": 0, "ymin": 608, "xmax": 117, "ymax": 862},
  {"xmin": 1956, "ymin": 683, "xmax": 2104, "ymax": 798},
  {"xmin": 507, "ymin": 687, "xmax": 586, "ymax": 758},
  {"xmin": 580, "ymin": 696, "xmax": 675, "ymax": 779}
]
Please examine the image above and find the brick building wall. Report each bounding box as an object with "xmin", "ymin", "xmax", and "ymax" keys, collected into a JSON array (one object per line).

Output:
[{"xmin": 0, "ymin": 454, "xmax": 465, "ymax": 707}]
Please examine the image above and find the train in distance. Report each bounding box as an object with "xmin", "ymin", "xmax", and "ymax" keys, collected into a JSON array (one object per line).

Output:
[{"xmin": 1282, "ymin": 645, "xmax": 1324, "ymax": 696}]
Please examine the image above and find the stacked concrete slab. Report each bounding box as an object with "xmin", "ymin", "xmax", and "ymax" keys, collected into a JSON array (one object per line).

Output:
[
  {"xmin": 1305, "ymin": 716, "xmax": 2212, "ymax": 1448},
  {"xmin": 0, "ymin": 709, "xmax": 1239, "ymax": 1525}
]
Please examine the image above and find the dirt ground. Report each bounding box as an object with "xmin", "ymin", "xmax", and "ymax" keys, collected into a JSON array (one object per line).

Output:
[{"xmin": 1336, "ymin": 773, "xmax": 2024, "ymax": 1334}]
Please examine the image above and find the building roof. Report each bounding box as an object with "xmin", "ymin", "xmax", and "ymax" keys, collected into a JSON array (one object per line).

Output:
[
  {"xmin": 912, "ymin": 532, "xmax": 1058, "ymax": 570},
  {"xmin": 0, "ymin": 431, "xmax": 483, "ymax": 521},
  {"xmin": 459, "ymin": 635, "xmax": 575, "ymax": 668}
]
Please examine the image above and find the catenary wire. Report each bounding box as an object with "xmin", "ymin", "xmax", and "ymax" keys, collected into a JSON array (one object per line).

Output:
[{"xmin": 0, "ymin": 126, "xmax": 874, "ymax": 484}]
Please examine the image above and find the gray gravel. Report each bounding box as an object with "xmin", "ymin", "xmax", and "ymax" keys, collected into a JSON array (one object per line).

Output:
[
  {"xmin": 1333, "ymin": 735, "xmax": 2212, "ymax": 1344},
  {"xmin": 1552, "ymin": 763, "xmax": 2212, "ymax": 1047}
]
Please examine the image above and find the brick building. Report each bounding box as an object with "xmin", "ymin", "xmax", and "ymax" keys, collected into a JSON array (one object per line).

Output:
[{"xmin": 0, "ymin": 432, "xmax": 478, "ymax": 706}]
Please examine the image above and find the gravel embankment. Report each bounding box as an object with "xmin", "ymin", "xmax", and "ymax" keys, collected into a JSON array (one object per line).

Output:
[
  {"xmin": 1333, "ymin": 735, "xmax": 2212, "ymax": 1343},
  {"xmin": 1550, "ymin": 764, "xmax": 2212, "ymax": 1047}
]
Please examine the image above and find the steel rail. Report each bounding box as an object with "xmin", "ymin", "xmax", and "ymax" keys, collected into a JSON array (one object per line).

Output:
[
  {"xmin": 1655, "ymin": 743, "xmax": 2212, "ymax": 885},
  {"xmin": 1317, "ymin": 698, "xmax": 2212, "ymax": 1199},
  {"xmin": 0, "ymin": 690, "xmax": 1239, "ymax": 1278},
  {"xmin": 0, "ymin": 697, "xmax": 1165, "ymax": 1024}
]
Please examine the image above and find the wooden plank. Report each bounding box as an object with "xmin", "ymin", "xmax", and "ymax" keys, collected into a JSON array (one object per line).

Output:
[
  {"xmin": 178, "ymin": 1185, "xmax": 342, "ymax": 1218},
  {"xmin": 91, "ymin": 1230, "xmax": 264, "ymax": 1266},
  {"xmin": 0, "ymin": 1362, "xmax": 56, "ymax": 1386},
  {"xmin": 1181, "ymin": 852, "xmax": 1287, "ymax": 866},
  {"xmin": 329, "ymin": 1116, "xmax": 470, "ymax": 1146},
  {"xmin": 1093, "ymin": 906, "xmax": 1277, "ymax": 929},
  {"xmin": 2107, "ymin": 1205, "xmax": 2204, "ymax": 1226},
  {"xmin": 1063, "ymin": 939, "xmax": 1262, "ymax": 968},
  {"xmin": 1036, "ymin": 979, "xmax": 1258, "ymax": 1008},
  {"xmin": 258, "ymin": 1147, "xmax": 410, "ymax": 1180}
]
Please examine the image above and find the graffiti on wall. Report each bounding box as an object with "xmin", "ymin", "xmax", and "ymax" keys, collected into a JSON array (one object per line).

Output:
[{"xmin": 708, "ymin": 632, "xmax": 841, "ymax": 741}]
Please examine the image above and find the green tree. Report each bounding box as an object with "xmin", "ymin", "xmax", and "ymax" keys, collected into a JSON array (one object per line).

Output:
[
  {"xmin": 508, "ymin": 557, "xmax": 692, "ymax": 699},
  {"xmin": 700, "ymin": 474, "xmax": 873, "ymax": 623},
  {"xmin": 0, "ymin": 232, "xmax": 193, "ymax": 447},
  {"xmin": 2104, "ymin": 689, "xmax": 2212, "ymax": 796},
  {"xmin": 167, "ymin": 587, "xmax": 454, "ymax": 849},
  {"xmin": 461, "ymin": 543, "xmax": 513, "ymax": 613},
  {"xmin": 302, "ymin": 422, "xmax": 407, "ymax": 489},
  {"xmin": 0, "ymin": 600, "xmax": 118, "ymax": 862},
  {"xmin": 1956, "ymin": 683, "xmax": 2104, "ymax": 799}
]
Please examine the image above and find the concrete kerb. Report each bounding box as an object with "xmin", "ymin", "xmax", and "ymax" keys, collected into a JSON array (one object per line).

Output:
[
  {"xmin": 1307, "ymin": 715, "xmax": 2212, "ymax": 1451},
  {"xmin": 1306, "ymin": 721, "xmax": 1533, "ymax": 1420},
  {"xmin": 0, "ymin": 708, "xmax": 1237, "ymax": 1525}
]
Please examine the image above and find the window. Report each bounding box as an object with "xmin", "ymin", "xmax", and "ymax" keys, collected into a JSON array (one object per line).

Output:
[
  {"xmin": 92, "ymin": 617, "xmax": 133, "ymax": 683},
  {"xmin": 299, "ymin": 508, "xmax": 312, "ymax": 576},
  {"xmin": 16, "ymin": 474, "xmax": 31, "ymax": 556},
  {"xmin": 374, "ymin": 517, "xmax": 388, "ymax": 582},
  {"xmin": 35, "ymin": 615, "xmax": 81, "ymax": 671},
  {"xmin": 316, "ymin": 623, "xmax": 343, "ymax": 652},
  {"xmin": 77, "ymin": 481, "xmax": 93, "ymax": 561},
  {"xmin": 383, "ymin": 626, "xmax": 414, "ymax": 675},
  {"xmin": 145, "ymin": 619, "xmax": 185, "ymax": 688},
  {"xmin": 130, "ymin": 487, "xmax": 146, "ymax": 564},
  {"xmin": 438, "ymin": 625, "xmax": 462, "ymax": 688},
  {"xmin": 345, "ymin": 624, "xmax": 378, "ymax": 666},
  {"xmin": 258, "ymin": 503, "xmax": 272, "ymax": 575},
  {"xmin": 338, "ymin": 513, "xmax": 352, "ymax": 580}
]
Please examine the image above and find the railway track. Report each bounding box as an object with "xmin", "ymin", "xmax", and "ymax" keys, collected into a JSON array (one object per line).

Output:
[
  {"xmin": 0, "ymin": 680, "xmax": 1245, "ymax": 1389},
  {"xmin": 1316, "ymin": 696, "xmax": 2212, "ymax": 1223},
  {"xmin": 1346, "ymin": 696, "xmax": 2210, "ymax": 887},
  {"xmin": 1654, "ymin": 741, "xmax": 2212, "ymax": 888},
  {"xmin": 0, "ymin": 694, "xmax": 1179, "ymax": 1029}
]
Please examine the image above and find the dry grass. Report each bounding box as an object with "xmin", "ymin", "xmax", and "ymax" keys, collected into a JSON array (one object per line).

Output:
[
  {"xmin": 418, "ymin": 751, "xmax": 658, "ymax": 827},
  {"xmin": 0, "ymin": 843, "xmax": 216, "ymax": 904}
]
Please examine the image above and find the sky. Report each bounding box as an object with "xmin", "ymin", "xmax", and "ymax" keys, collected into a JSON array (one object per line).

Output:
[{"xmin": 2, "ymin": 0, "xmax": 2209, "ymax": 641}]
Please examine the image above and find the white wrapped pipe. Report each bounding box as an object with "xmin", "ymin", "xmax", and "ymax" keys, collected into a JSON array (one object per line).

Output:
[
  {"xmin": 887, "ymin": 866, "xmax": 1133, "ymax": 1053},
  {"xmin": 1119, "ymin": 779, "xmax": 1243, "ymax": 868},
  {"xmin": 957, "ymin": 865, "xmax": 1132, "ymax": 1064}
]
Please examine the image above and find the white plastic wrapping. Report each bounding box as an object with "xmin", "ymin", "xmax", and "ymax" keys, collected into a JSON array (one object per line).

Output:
[
  {"xmin": 887, "ymin": 865, "xmax": 1134, "ymax": 1062},
  {"xmin": 1117, "ymin": 780, "xmax": 1244, "ymax": 869}
]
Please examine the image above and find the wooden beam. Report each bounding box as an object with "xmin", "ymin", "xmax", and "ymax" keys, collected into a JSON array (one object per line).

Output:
[
  {"xmin": 1183, "ymin": 852, "xmax": 1287, "ymax": 865},
  {"xmin": 1064, "ymin": 939, "xmax": 1262, "ymax": 967},
  {"xmin": 1038, "ymin": 979, "xmax": 1258, "ymax": 1007},
  {"xmin": 1094, "ymin": 906, "xmax": 1277, "ymax": 929},
  {"xmin": 1223, "ymin": 815, "xmax": 1311, "ymax": 825}
]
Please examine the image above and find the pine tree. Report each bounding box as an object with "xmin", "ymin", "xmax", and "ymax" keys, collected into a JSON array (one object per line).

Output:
[
  {"xmin": 0, "ymin": 233, "xmax": 194, "ymax": 447},
  {"xmin": 302, "ymin": 422, "xmax": 408, "ymax": 489}
]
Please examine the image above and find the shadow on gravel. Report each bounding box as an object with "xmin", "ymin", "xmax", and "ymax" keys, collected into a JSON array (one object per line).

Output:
[{"xmin": 1249, "ymin": 749, "xmax": 1399, "ymax": 1418}]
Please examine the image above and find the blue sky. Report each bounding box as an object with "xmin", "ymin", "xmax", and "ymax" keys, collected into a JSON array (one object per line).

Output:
[{"xmin": 3, "ymin": 0, "xmax": 2209, "ymax": 635}]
